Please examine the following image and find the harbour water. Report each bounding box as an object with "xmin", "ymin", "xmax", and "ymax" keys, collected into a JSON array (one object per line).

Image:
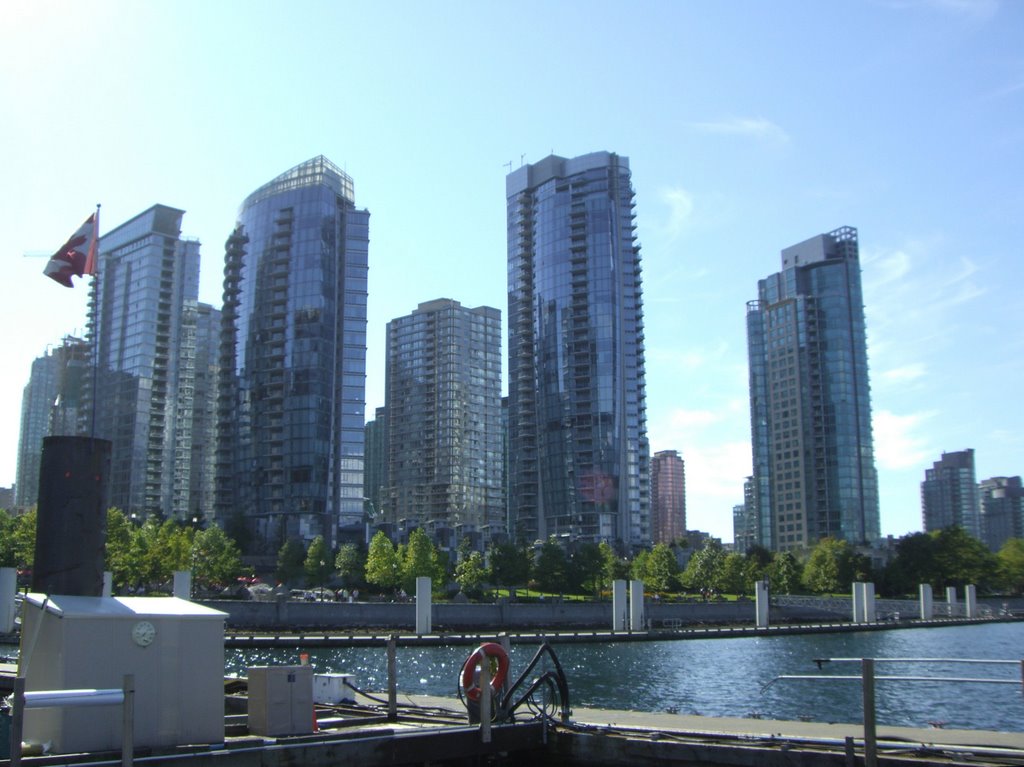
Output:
[{"xmin": 227, "ymin": 622, "xmax": 1024, "ymax": 732}]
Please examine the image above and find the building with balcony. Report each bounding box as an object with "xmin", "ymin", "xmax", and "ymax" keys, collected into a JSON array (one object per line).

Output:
[
  {"xmin": 384, "ymin": 299, "xmax": 504, "ymax": 552},
  {"xmin": 215, "ymin": 156, "xmax": 369, "ymax": 551},
  {"xmin": 746, "ymin": 227, "xmax": 880, "ymax": 552},
  {"xmin": 506, "ymin": 152, "xmax": 650, "ymax": 549},
  {"xmin": 86, "ymin": 205, "xmax": 202, "ymax": 521}
]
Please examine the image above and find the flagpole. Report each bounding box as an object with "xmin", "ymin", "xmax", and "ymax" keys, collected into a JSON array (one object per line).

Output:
[{"xmin": 89, "ymin": 203, "xmax": 101, "ymax": 440}]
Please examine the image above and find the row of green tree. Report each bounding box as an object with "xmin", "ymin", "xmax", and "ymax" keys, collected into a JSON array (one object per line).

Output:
[
  {"xmin": 328, "ymin": 527, "xmax": 1024, "ymax": 600},
  {"xmin": 4, "ymin": 504, "xmax": 1023, "ymax": 600},
  {"xmin": 0, "ymin": 509, "xmax": 244, "ymax": 594}
]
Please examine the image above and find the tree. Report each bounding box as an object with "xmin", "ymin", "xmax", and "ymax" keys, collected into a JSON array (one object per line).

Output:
[
  {"xmin": 569, "ymin": 542, "xmax": 606, "ymax": 595},
  {"xmin": 191, "ymin": 525, "xmax": 243, "ymax": 590},
  {"xmin": 533, "ymin": 536, "xmax": 568, "ymax": 594},
  {"xmin": 12, "ymin": 509, "xmax": 36, "ymax": 570},
  {"xmin": 489, "ymin": 541, "xmax": 531, "ymax": 598},
  {"xmin": 304, "ymin": 535, "xmax": 333, "ymax": 587},
  {"xmin": 402, "ymin": 528, "xmax": 443, "ymax": 592},
  {"xmin": 365, "ymin": 531, "xmax": 401, "ymax": 591},
  {"xmin": 681, "ymin": 540, "xmax": 726, "ymax": 594},
  {"xmin": 766, "ymin": 551, "xmax": 802, "ymax": 594},
  {"xmin": 932, "ymin": 526, "xmax": 997, "ymax": 591},
  {"xmin": 0, "ymin": 511, "xmax": 18, "ymax": 568},
  {"xmin": 997, "ymin": 538, "xmax": 1024, "ymax": 595},
  {"xmin": 882, "ymin": 532, "xmax": 940, "ymax": 596},
  {"xmin": 275, "ymin": 539, "xmax": 306, "ymax": 586},
  {"xmin": 334, "ymin": 543, "xmax": 366, "ymax": 590},
  {"xmin": 599, "ymin": 541, "xmax": 631, "ymax": 584},
  {"xmin": 630, "ymin": 549, "xmax": 649, "ymax": 583},
  {"xmin": 157, "ymin": 520, "xmax": 194, "ymax": 575},
  {"xmin": 801, "ymin": 537, "xmax": 868, "ymax": 594},
  {"xmin": 641, "ymin": 543, "xmax": 680, "ymax": 592},
  {"xmin": 719, "ymin": 552, "xmax": 750, "ymax": 596},
  {"xmin": 454, "ymin": 551, "xmax": 488, "ymax": 599},
  {"xmin": 104, "ymin": 509, "xmax": 134, "ymax": 588}
]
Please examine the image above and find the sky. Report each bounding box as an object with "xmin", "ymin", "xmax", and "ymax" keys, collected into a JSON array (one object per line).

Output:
[{"xmin": 2, "ymin": 1, "xmax": 1022, "ymax": 543}]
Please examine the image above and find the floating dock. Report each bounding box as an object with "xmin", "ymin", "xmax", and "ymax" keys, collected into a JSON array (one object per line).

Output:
[{"xmin": 4, "ymin": 672, "xmax": 1023, "ymax": 767}]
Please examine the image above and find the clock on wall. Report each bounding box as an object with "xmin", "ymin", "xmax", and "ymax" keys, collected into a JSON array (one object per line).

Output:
[{"xmin": 131, "ymin": 620, "xmax": 156, "ymax": 647}]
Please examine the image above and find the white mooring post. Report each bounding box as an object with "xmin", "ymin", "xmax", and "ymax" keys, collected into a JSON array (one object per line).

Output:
[
  {"xmin": 852, "ymin": 582, "xmax": 864, "ymax": 623},
  {"xmin": 172, "ymin": 570, "xmax": 192, "ymax": 600},
  {"xmin": 946, "ymin": 586, "xmax": 958, "ymax": 617},
  {"xmin": 629, "ymin": 579, "xmax": 645, "ymax": 632},
  {"xmin": 754, "ymin": 579, "xmax": 769, "ymax": 628},
  {"xmin": 919, "ymin": 583, "xmax": 933, "ymax": 619},
  {"xmin": 415, "ymin": 576, "xmax": 432, "ymax": 634},
  {"xmin": 0, "ymin": 568, "xmax": 16, "ymax": 633},
  {"xmin": 863, "ymin": 582, "xmax": 876, "ymax": 622},
  {"xmin": 965, "ymin": 584, "xmax": 977, "ymax": 618},
  {"xmin": 612, "ymin": 579, "xmax": 628, "ymax": 631}
]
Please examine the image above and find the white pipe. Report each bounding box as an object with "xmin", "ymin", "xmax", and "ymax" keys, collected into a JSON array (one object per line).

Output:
[{"xmin": 24, "ymin": 688, "xmax": 125, "ymax": 708}]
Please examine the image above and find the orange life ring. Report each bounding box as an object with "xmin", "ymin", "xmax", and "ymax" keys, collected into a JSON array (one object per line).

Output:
[{"xmin": 460, "ymin": 642, "xmax": 509, "ymax": 702}]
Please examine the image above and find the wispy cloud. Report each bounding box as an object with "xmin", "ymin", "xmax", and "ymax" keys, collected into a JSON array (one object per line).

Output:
[
  {"xmin": 666, "ymin": 408, "xmax": 721, "ymax": 430},
  {"xmin": 659, "ymin": 186, "xmax": 694, "ymax": 241},
  {"xmin": 648, "ymin": 340, "xmax": 732, "ymax": 373},
  {"xmin": 878, "ymin": 363, "xmax": 927, "ymax": 386},
  {"xmin": 862, "ymin": 240, "xmax": 987, "ymax": 333},
  {"xmin": 688, "ymin": 117, "xmax": 789, "ymax": 143},
  {"xmin": 873, "ymin": 409, "xmax": 936, "ymax": 470}
]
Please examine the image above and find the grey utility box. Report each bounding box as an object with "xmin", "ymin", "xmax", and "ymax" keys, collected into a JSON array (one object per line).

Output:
[
  {"xmin": 247, "ymin": 665, "xmax": 314, "ymax": 736},
  {"xmin": 19, "ymin": 594, "xmax": 227, "ymax": 754}
]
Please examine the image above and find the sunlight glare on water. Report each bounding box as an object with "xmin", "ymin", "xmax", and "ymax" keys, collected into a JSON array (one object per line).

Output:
[{"xmin": 225, "ymin": 623, "xmax": 1024, "ymax": 731}]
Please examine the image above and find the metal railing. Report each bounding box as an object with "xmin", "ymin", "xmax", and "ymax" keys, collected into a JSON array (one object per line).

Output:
[
  {"xmin": 8, "ymin": 674, "xmax": 134, "ymax": 767},
  {"xmin": 763, "ymin": 658, "xmax": 1023, "ymax": 767}
]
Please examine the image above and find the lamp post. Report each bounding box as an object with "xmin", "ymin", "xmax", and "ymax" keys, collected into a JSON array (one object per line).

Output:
[{"xmin": 362, "ymin": 497, "xmax": 376, "ymax": 545}]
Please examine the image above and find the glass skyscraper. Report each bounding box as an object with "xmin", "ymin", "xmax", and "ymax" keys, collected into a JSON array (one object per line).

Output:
[
  {"xmin": 87, "ymin": 205, "xmax": 202, "ymax": 521},
  {"xmin": 15, "ymin": 336, "xmax": 89, "ymax": 509},
  {"xmin": 216, "ymin": 156, "xmax": 369, "ymax": 551},
  {"xmin": 506, "ymin": 152, "xmax": 650, "ymax": 549},
  {"xmin": 384, "ymin": 299, "xmax": 504, "ymax": 551},
  {"xmin": 921, "ymin": 449, "xmax": 980, "ymax": 538},
  {"xmin": 746, "ymin": 226, "xmax": 880, "ymax": 551}
]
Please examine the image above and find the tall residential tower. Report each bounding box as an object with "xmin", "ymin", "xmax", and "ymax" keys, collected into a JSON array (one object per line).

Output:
[
  {"xmin": 921, "ymin": 449, "xmax": 980, "ymax": 538},
  {"xmin": 87, "ymin": 205, "xmax": 202, "ymax": 521},
  {"xmin": 216, "ymin": 156, "xmax": 369, "ymax": 550},
  {"xmin": 384, "ymin": 299, "xmax": 504, "ymax": 551},
  {"xmin": 746, "ymin": 227, "xmax": 880, "ymax": 552},
  {"xmin": 506, "ymin": 152, "xmax": 650, "ymax": 550},
  {"xmin": 651, "ymin": 450, "xmax": 686, "ymax": 544}
]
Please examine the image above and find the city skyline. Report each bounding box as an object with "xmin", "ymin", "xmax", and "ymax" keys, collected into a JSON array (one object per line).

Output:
[{"xmin": 3, "ymin": 2, "xmax": 1022, "ymax": 543}]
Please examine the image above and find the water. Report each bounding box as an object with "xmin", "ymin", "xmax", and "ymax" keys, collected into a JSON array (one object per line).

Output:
[{"xmin": 227, "ymin": 622, "xmax": 1024, "ymax": 732}]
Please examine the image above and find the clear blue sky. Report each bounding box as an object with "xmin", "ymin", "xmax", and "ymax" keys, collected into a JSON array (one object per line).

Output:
[{"xmin": 2, "ymin": 1, "xmax": 1022, "ymax": 543}]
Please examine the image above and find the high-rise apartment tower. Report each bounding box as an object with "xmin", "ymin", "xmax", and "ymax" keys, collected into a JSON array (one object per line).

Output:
[
  {"xmin": 746, "ymin": 226, "xmax": 880, "ymax": 552},
  {"xmin": 651, "ymin": 450, "xmax": 686, "ymax": 544},
  {"xmin": 87, "ymin": 205, "xmax": 202, "ymax": 521},
  {"xmin": 15, "ymin": 336, "xmax": 89, "ymax": 509},
  {"xmin": 921, "ymin": 449, "xmax": 980, "ymax": 538},
  {"xmin": 979, "ymin": 476, "xmax": 1024, "ymax": 552},
  {"xmin": 384, "ymin": 299, "xmax": 504, "ymax": 551},
  {"xmin": 216, "ymin": 156, "xmax": 369, "ymax": 550},
  {"xmin": 506, "ymin": 152, "xmax": 650, "ymax": 549}
]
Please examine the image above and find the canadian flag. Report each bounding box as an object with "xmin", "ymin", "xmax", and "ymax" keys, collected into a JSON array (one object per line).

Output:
[{"xmin": 44, "ymin": 211, "xmax": 99, "ymax": 288}]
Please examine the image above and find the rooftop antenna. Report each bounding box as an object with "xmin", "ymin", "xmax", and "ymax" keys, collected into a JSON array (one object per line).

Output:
[
  {"xmin": 520, "ymin": 153, "xmax": 526, "ymax": 167},
  {"xmin": 503, "ymin": 160, "xmax": 513, "ymax": 173}
]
